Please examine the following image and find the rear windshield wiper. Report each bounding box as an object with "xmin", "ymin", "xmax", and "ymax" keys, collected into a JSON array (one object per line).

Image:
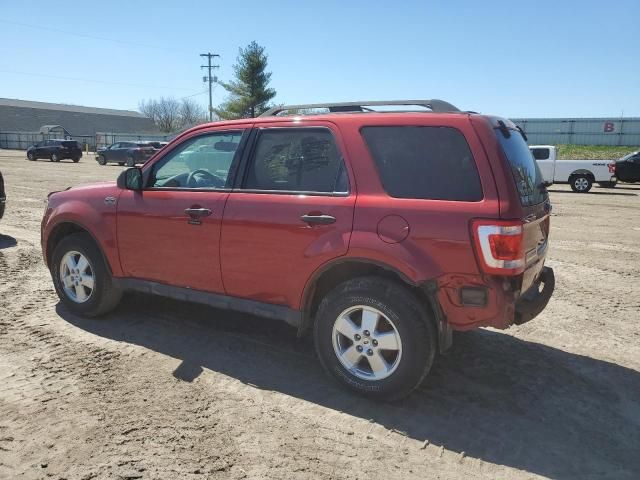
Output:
[
  {"xmin": 516, "ymin": 125, "xmax": 528, "ymax": 142},
  {"xmin": 497, "ymin": 120, "xmax": 511, "ymax": 139}
]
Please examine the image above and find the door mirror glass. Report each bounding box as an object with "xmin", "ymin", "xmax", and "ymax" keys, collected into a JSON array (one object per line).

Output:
[{"xmin": 117, "ymin": 167, "xmax": 143, "ymax": 191}]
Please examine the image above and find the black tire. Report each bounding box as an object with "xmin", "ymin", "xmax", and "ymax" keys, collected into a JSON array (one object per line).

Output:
[
  {"xmin": 51, "ymin": 233, "xmax": 122, "ymax": 317},
  {"xmin": 314, "ymin": 276, "xmax": 436, "ymax": 401},
  {"xmin": 72, "ymin": 157, "xmax": 80, "ymax": 163},
  {"xmin": 51, "ymin": 153, "xmax": 60, "ymax": 162},
  {"xmin": 27, "ymin": 152, "xmax": 36, "ymax": 161},
  {"xmin": 118, "ymin": 162, "xmax": 125, "ymax": 166},
  {"xmin": 598, "ymin": 181, "xmax": 617, "ymax": 188},
  {"xmin": 97, "ymin": 155, "xmax": 106, "ymax": 165},
  {"xmin": 126, "ymin": 155, "xmax": 135, "ymax": 167},
  {"xmin": 570, "ymin": 174, "xmax": 592, "ymax": 193}
]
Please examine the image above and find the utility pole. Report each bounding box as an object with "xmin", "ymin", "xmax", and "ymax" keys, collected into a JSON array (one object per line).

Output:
[{"xmin": 200, "ymin": 52, "xmax": 220, "ymax": 121}]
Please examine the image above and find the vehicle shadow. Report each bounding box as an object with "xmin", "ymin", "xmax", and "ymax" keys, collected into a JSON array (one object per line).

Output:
[
  {"xmin": 0, "ymin": 234, "xmax": 17, "ymax": 249},
  {"xmin": 548, "ymin": 189, "xmax": 637, "ymax": 196},
  {"xmin": 57, "ymin": 295, "xmax": 640, "ymax": 480}
]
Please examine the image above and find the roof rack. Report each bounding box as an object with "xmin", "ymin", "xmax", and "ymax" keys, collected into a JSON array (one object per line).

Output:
[{"xmin": 260, "ymin": 99, "xmax": 460, "ymax": 117}]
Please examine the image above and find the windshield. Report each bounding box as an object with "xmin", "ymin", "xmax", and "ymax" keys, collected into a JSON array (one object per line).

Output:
[
  {"xmin": 496, "ymin": 130, "xmax": 547, "ymax": 207},
  {"xmin": 620, "ymin": 151, "xmax": 638, "ymax": 161}
]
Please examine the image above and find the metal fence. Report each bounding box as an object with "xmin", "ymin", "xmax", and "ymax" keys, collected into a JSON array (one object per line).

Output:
[
  {"xmin": 511, "ymin": 117, "xmax": 640, "ymax": 146},
  {"xmin": 0, "ymin": 131, "xmax": 175, "ymax": 151}
]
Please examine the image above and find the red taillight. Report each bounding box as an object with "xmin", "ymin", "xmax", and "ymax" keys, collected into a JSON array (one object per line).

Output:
[
  {"xmin": 471, "ymin": 220, "xmax": 524, "ymax": 275},
  {"xmin": 608, "ymin": 163, "xmax": 616, "ymax": 173}
]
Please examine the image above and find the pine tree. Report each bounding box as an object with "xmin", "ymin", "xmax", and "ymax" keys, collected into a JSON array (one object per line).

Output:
[{"xmin": 215, "ymin": 41, "xmax": 276, "ymax": 119}]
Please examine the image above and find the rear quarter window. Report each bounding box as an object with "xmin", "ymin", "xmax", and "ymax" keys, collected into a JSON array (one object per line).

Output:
[{"xmin": 361, "ymin": 126, "xmax": 483, "ymax": 201}]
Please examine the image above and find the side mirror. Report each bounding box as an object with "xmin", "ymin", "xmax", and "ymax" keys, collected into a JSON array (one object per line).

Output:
[{"xmin": 117, "ymin": 167, "xmax": 143, "ymax": 191}]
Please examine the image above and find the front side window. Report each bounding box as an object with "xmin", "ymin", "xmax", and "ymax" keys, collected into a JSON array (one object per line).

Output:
[
  {"xmin": 244, "ymin": 128, "xmax": 347, "ymax": 193},
  {"xmin": 531, "ymin": 148, "xmax": 550, "ymax": 160},
  {"xmin": 150, "ymin": 131, "xmax": 243, "ymax": 189},
  {"xmin": 361, "ymin": 126, "xmax": 483, "ymax": 201}
]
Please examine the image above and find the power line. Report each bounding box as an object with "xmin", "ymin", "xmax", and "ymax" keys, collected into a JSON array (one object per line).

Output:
[
  {"xmin": 0, "ymin": 69, "xmax": 193, "ymax": 91},
  {"xmin": 200, "ymin": 53, "xmax": 220, "ymax": 121},
  {"xmin": 0, "ymin": 18, "xmax": 191, "ymax": 54}
]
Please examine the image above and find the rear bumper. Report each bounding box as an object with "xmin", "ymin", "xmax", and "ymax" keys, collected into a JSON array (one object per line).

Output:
[{"xmin": 514, "ymin": 267, "xmax": 555, "ymax": 325}]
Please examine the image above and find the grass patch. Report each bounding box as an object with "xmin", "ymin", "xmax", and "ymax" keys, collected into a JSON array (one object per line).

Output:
[{"xmin": 556, "ymin": 145, "xmax": 638, "ymax": 160}]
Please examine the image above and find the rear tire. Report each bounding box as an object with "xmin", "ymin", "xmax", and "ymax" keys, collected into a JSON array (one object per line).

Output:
[
  {"xmin": 598, "ymin": 181, "xmax": 617, "ymax": 188},
  {"xmin": 118, "ymin": 162, "xmax": 125, "ymax": 166},
  {"xmin": 51, "ymin": 233, "xmax": 122, "ymax": 317},
  {"xmin": 314, "ymin": 276, "xmax": 436, "ymax": 401},
  {"xmin": 72, "ymin": 157, "xmax": 80, "ymax": 163},
  {"xmin": 126, "ymin": 155, "xmax": 135, "ymax": 167},
  {"xmin": 51, "ymin": 153, "xmax": 60, "ymax": 162},
  {"xmin": 97, "ymin": 155, "xmax": 106, "ymax": 165},
  {"xmin": 570, "ymin": 174, "xmax": 592, "ymax": 193}
]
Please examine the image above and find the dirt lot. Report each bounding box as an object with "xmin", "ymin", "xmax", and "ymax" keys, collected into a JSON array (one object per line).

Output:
[{"xmin": 0, "ymin": 149, "xmax": 639, "ymax": 480}]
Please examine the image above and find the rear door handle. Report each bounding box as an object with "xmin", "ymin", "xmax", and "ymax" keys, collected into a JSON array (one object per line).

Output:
[
  {"xmin": 300, "ymin": 214, "xmax": 336, "ymax": 225},
  {"xmin": 184, "ymin": 207, "xmax": 212, "ymax": 217}
]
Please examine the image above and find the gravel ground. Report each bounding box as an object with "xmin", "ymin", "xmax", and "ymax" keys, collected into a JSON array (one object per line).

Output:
[{"xmin": 0, "ymin": 150, "xmax": 639, "ymax": 480}]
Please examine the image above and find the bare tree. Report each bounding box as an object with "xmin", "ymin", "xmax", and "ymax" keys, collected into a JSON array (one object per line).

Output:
[
  {"xmin": 179, "ymin": 98, "xmax": 207, "ymax": 128},
  {"xmin": 139, "ymin": 97, "xmax": 208, "ymax": 132}
]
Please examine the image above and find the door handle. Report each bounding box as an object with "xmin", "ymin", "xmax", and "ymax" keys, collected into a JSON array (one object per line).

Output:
[
  {"xmin": 300, "ymin": 214, "xmax": 336, "ymax": 225},
  {"xmin": 184, "ymin": 207, "xmax": 212, "ymax": 217}
]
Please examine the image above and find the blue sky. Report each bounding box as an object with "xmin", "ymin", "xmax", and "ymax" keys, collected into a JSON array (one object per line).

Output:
[{"xmin": 1, "ymin": 0, "xmax": 638, "ymax": 118}]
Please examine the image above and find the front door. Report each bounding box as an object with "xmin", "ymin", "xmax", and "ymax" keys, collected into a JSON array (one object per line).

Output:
[
  {"xmin": 117, "ymin": 128, "xmax": 248, "ymax": 293},
  {"xmin": 220, "ymin": 123, "xmax": 355, "ymax": 309}
]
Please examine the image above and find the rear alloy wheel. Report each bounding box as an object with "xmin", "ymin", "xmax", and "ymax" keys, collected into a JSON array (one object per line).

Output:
[
  {"xmin": 51, "ymin": 233, "xmax": 122, "ymax": 317},
  {"xmin": 314, "ymin": 276, "xmax": 436, "ymax": 401},
  {"xmin": 126, "ymin": 155, "xmax": 135, "ymax": 167},
  {"xmin": 51, "ymin": 153, "xmax": 60, "ymax": 162},
  {"xmin": 27, "ymin": 152, "xmax": 36, "ymax": 161},
  {"xmin": 570, "ymin": 175, "xmax": 592, "ymax": 193}
]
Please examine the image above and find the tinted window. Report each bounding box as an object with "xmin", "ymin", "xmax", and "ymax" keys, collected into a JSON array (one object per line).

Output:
[
  {"xmin": 531, "ymin": 148, "xmax": 550, "ymax": 160},
  {"xmin": 496, "ymin": 130, "xmax": 547, "ymax": 207},
  {"xmin": 361, "ymin": 126, "xmax": 482, "ymax": 201},
  {"xmin": 151, "ymin": 131, "xmax": 243, "ymax": 189},
  {"xmin": 244, "ymin": 128, "xmax": 346, "ymax": 193},
  {"xmin": 62, "ymin": 141, "xmax": 78, "ymax": 147}
]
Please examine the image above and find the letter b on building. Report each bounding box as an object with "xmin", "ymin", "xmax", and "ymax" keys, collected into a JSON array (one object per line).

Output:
[{"xmin": 603, "ymin": 122, "xmax": 615, "ymax": 133}]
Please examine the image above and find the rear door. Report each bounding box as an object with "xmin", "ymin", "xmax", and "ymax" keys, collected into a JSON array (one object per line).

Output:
[{"xmin": 220, "ymin": 123, "xmax": 355, "ymax": 309}]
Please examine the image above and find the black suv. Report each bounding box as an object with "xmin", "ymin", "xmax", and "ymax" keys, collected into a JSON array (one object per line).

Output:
[
  {"xmin": 96, "ymin": 142, "xmax": 157, "ymax": 166},
  {"xmin": 0, "ymin": 170, "xmax": 5, "ymax": 221},
  {"xmin": 615, "ymin": 151, "xmax": 640, "ymax": 184},
  {"xmin": 27, "ymin": 140, "xmax": 83, "ymax": 162}
]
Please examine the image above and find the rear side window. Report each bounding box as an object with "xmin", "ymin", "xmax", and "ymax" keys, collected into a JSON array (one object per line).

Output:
[
  {"xmin": 361, "ymin": 126, "xmax": 482, "ymax": 201},
  {"xmin": 530, "ymin": 148, "xmax": 550, "ymax": 160},
  {"xmin": 244, "ymin": 128, "xmax": 347, "ymax": 193},
  {"xmin": 62, "ymin": 141, "xmax": 78, "ymax": 147},
  {"xmin": 496, "ymin": 130, "xmax": 547, "ymax": 206}
]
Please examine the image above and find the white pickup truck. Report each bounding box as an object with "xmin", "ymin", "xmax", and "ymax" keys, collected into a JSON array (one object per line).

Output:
[{"xmin": 529, "ymin": 145, "xmax": 617, "ymax": 193}]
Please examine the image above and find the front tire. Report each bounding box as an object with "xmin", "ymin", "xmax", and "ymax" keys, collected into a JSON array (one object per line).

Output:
[
  {"xmin": 570, "ymin": 174, "xmax": 592, "ymax": 193},
  {"xmin": 97, "ymin": 155, "xmax": 106, "ymax": 165},
  {"xmin": 51, "ymin": 233, "xmax": 122, "ymax": 317},
  {"xmin": 314, "ymin": 276, "xmax": 436, "ymax": 401},
  {"xmin": 27, "ymin": 152, "xmax": 36, "ymax": 161},
  {"xmin": 51, "ymin": 153, "xmax": 60, "ymax": 162}
]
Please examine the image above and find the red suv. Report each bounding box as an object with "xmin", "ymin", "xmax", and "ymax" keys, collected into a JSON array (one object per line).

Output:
[{"xmin": 41, "ymin": 100, "xmax": 554, "ymax": 400}]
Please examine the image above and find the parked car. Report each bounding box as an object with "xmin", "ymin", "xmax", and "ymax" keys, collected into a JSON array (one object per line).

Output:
[
  {"xmin": 96, "ymin": 142, "xmax": 157, "ymax": 166},
  {"xmin": 530, "ymin": 145, "xmax": 617, "ymax": 192},
  {"xmin": 42, "ymin": 100, "xmax": 555, "ymax": 400},
  {"xmin": 614, "ymin": 151, "xmax": 640, "ymax": 184},
  {"xmin": 145, "ymin": 141, "xmax": 169, "ymax": 150},
  {"xmin": 27, "ymin": 140, "xmax": 82, "ymax": 163},
  {"xmin": 0, "ymin": 170, "xmax": 5, "ymax": 221}
]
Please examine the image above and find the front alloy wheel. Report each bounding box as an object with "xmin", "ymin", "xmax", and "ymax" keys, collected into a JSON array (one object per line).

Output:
[{"xmin": 59, "ymin": 251, "xmax": 95, "ymax": 303}]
